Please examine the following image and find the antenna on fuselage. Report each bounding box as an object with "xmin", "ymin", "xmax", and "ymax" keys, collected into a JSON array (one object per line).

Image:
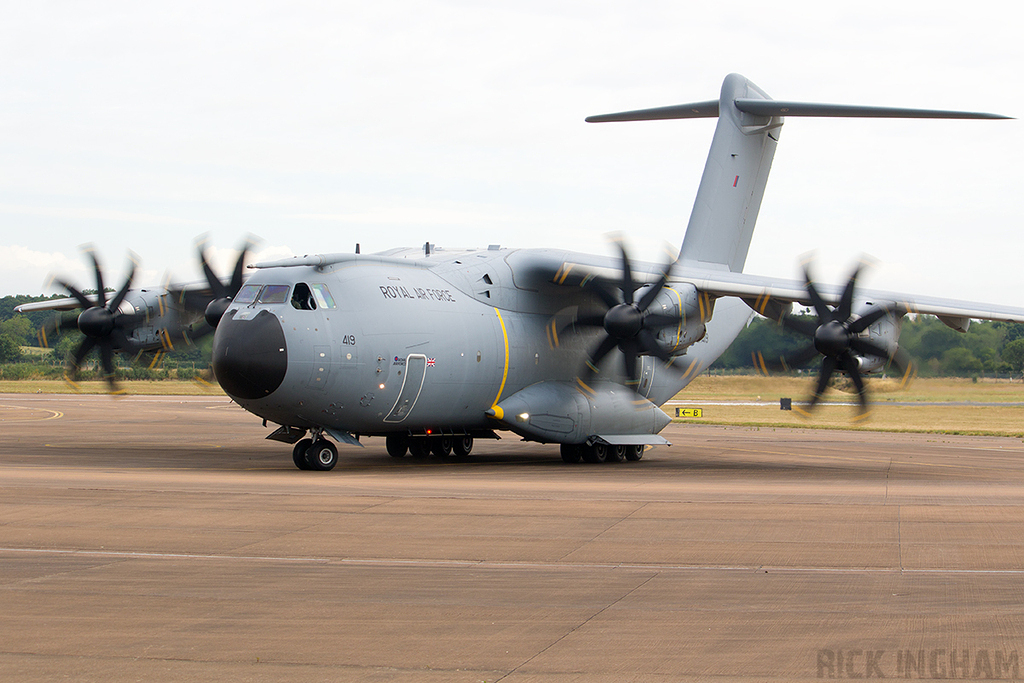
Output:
[{"xmin": 355, "ymin": 243, "xmax": 360, "ymax": 254}]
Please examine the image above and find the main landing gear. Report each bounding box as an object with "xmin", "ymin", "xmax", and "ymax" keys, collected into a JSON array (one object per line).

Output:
[
  {"xmin": 560, "ymin": 443, "xmax": 644, "ymax": 464},
  {"xmin": 292, "ymin": 437, "xmax": 339, "ymax": 471},
  {"xmin": 386, "ymin": 434, "xmax": 474, "ymax": 459}
]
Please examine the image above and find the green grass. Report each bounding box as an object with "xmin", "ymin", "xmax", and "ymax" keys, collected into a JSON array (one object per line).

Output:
[{"xmin": 674, "ymin": 376, "xmax": 1024, "ymax": 437}]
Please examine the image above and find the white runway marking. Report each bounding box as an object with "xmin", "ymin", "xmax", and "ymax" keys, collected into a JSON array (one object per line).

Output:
[{"xmin": 5, "ymin": 546, "xmax": 1024, "ymax": 575}]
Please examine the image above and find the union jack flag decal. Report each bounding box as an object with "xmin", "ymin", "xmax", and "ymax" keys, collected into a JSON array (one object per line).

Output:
[{"xmin": 426, "ymin": 358, "xmax": 436, "ymax": 367}]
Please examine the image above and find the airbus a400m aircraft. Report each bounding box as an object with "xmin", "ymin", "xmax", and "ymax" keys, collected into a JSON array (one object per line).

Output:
[
  {"xmin": 27, "ymin": 74, "xmax": 1022, "ymax": 470},
  {"xmin": 201, "ymin": 73, "xmax": 1024, "ymax": 471}
]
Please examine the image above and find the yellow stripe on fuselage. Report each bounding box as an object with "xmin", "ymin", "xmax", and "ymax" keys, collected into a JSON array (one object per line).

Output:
[{"xmin": 492, "ymin": 307, "xmax": 510, "ymax": 407}]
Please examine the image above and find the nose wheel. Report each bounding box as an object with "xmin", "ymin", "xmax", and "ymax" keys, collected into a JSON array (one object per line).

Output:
[{"xmin": 291, "ymin": 436, "xmax": 339, "ymax": 471}]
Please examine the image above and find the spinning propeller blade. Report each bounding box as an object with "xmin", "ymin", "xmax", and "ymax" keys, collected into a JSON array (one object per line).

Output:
[
  {"xmin": 197, "ymin": 237, "xmax": 257, "ymax": 327},
  {"xmin": 759, "ymin": 262, "xmax": 915, "ymax": 418},
  {"xmin": 551, "ymin": 239, "xmax": 682, "ymax": 391},
  {"xmin": 46, "ymin": 247, "xmax": 142, "ymax": 393}
]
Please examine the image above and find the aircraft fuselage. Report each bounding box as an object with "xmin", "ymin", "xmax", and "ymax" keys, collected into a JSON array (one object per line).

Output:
[{"xmin": 211, "ymin": 247, "xmax": 743, "ymax": 441}]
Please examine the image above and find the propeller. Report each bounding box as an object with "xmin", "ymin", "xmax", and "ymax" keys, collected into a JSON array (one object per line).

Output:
[
  {"xmin": 197, "ymin": 238, "xmax": 254, "ymax": 327},
  {"xmin": 554, "ymin": 240, "xmax": 682, "ymax": 391},
  {"xmin": 43, "ymin": 247, "xmax": 143, "ymax": 392},
  {"xmin": 756, "ymin": 262, "xmax": 914, "ymax": 418}
]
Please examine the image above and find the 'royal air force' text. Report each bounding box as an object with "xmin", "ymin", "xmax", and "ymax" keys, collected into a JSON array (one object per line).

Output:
[{"xmin": 380, "ymin": 285, "xmax": 456, "ymax": 303}]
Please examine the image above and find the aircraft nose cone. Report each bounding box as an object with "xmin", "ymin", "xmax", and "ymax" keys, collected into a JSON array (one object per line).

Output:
[{"xmin": 212, "ymin": 309, "xmax": 288, "ymax": 399}]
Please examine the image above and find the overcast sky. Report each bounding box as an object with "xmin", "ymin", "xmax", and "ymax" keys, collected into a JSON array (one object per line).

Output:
[{"xmin": 1, "ymin": 0, "xmax": 1020, "ymax": 308}]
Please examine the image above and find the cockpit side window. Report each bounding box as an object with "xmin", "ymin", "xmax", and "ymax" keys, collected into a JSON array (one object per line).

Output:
[
  {"xmin": 311, "ymin": 283, "xmax": 336, "ymax": 309},
  {"xmin": 257, "ymin": 285, "xmax": 290, "ymax": 304},
  {"xmin": 291, "ymin": 283, "xmax": 317, "ymax": 310},
  {"xmin": 234, "ymin": 284, "xmax": 262, "ymax": 304}
]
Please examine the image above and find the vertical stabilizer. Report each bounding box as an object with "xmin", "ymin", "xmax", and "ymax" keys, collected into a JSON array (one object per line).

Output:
[
  {"xmin": 678, "ymin": 74, "xmax": 779, "ymax": 272},
  {"xmin": 586, "ymin": 74, "xmax": 1008, "ymax": 272}
]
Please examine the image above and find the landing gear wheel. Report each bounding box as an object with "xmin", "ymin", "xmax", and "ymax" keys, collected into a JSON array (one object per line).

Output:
[
  {"xmin": 431, "ymin": 436, "xmax": 454, "ymax": 457},
  {"xmin": 292, "ymin": 438, "xmax": 313, "ymax": 470},
  {"xmin": 386, "ymin": 435, "xmax": 408, "ymax": 458},
  {"xmin": 609, "ymin": 444, "xmax": 627, "ymax": 463},
  {"xmin": 626, "ymin": 445, "xmax": 644, "ymax": 461},
  {"xmin": 453, "ymin": 436, "xmax": 474, "ymax": 457},
  {"xmin": 560, "ymin": 443, "xmax": 583, "ymax": 463},
  {"xmin": 307, "ymin": 439, "xmax": 338, "ymax": 471},
  {"xmin": 582, "ymin": 443, "xmax": 608, "ymax": 464},
  {"xmin": 408, "ymin": 438, "xmax": 431, "ymax": 458}
]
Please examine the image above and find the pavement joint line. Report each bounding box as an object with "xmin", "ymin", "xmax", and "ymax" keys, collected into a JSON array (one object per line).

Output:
[
  {"xmin": 496, "ymin": 572, "xmax": 660, "ymax": 683},
  {"xmin": 4, "ymin": 547, "xmax": 1024, "ymax": 574}
]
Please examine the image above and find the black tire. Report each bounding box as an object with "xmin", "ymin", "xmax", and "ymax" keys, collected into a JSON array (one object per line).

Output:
[
  {"xmin": 307, "ymin": 439, "xmax": 338, "ymax": 471},
  {"xmin": 582, "ymin": 443, "xmax": 607, "ymax": 464},
  {"xmin": 453, "ymin": 436, "xmax": 474, "ymax": 457},
  {"xmin": 431, "ymin": 436, "xmax": 453, "ymax": 457},
  {"xmin": 292, "ymin": 438, "xmax": 313, "ymax": 470},
  {"xmin": 626, "ymin": 444, "xmax": 644, "ymax": 461},
  {"xmin": 609, "ymin": 444, "xmax": 627, "ymax": 463},
  {"xmin": 560, "ymin": 443, "xmax": 582, "ymax": 463},
  {"xmin": 386, "ymin": 435, "xmax": 408, "ymax": 458},
  {"xmin": 408, "ymin": 438, "xmax": 431, "ymax": 458}
]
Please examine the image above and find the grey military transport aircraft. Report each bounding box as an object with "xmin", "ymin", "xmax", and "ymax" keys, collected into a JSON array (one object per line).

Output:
[{"xmin": 22, "ymin": 74, "xmax": 1024, "ymax": 470}]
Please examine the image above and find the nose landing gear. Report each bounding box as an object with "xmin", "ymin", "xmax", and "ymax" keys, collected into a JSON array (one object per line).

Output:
[{"xmin": 291, "ymin": 433, "xmax": 339, "ymax": 471}]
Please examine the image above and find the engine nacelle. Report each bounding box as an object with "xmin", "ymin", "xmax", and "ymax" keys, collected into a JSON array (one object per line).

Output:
[
  {"xmin": 121, "ymin": 289, "xmax": 205, "ymax": 350},
  {"xmin": 634, "ymin": 282, "xmax": 708, "ymax": 356},
  {"xmin": 851, "ymin": 300, "xmax": 904, "ymax": 374}
]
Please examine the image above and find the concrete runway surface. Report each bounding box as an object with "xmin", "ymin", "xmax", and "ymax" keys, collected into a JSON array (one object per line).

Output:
[{"xmin": 3, "ymin": 393, "xmax": 1024, "ymax": 681}]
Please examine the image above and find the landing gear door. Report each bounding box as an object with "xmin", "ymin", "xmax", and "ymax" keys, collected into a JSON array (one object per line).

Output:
[{"xmin": 383, "ymin": 354, "xmax": 428, "ymax": 423}]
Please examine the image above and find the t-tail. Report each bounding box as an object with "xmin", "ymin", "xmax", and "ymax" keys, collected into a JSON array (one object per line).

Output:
[{"xmin": 587, "ymin": 73, "xmax": 1010, "ymax": 273}]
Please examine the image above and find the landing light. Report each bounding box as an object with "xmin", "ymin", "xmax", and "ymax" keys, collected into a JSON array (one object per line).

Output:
[
  {"xmin": 516, "ymin": 412, "xmax": 530, "ymax": 423},
  {"xmin": 379, "ymin": 383, "xmax": 385, "ymax": 389}
]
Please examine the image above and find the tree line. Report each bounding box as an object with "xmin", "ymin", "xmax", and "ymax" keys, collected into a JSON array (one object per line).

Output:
[{"xmin": 4, "ymin": 293, "xmax": 1024, "ymax": 379}]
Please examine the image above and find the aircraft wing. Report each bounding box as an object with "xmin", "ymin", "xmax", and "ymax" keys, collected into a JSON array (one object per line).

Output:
[
  {"xmin": 13, "ymin": 281, "xmax": 215, "ymax": 316},
  {"xmin": 675, "ymin": 267, "xmax": 1024, "ymax": 327},
  {"xmin": 531, "ymin": 252, "xmax": 1024, "ymax": 326},
  {"xmin": 13, "ymin": 297, "xmax": 86, "ymax": 313}
]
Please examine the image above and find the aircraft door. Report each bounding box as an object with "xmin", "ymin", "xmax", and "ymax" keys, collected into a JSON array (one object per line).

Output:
[{"xmin": 383, "ymin": 354, "xmax": 428, "ymax": 423}]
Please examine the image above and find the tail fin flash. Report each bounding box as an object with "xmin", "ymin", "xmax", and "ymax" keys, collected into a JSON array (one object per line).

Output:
[{"xmin": 587, "ymin": 74, "xmax": 1010, "ymax": 273}]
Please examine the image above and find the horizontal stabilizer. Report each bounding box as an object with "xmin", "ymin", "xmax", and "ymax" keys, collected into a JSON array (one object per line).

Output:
[
  {"xmin": 588, "ymin": 98, "xmax": 1010, "ymax": 123},
  {"xmin": 733, "ymin": 99, "xmax": 1011, "ymax": 120},
  {"xmin": 585, "ymin": 100, "xmax": 719, "ymax": 122}
]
